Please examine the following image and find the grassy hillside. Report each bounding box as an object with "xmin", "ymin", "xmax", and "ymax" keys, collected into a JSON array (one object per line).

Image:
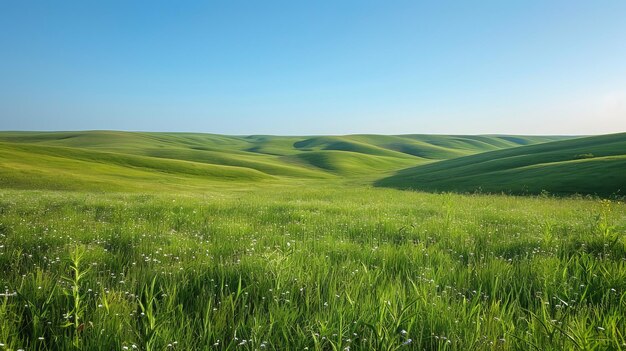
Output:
[
  {"xmin": 0, "ymin": 131, "xmax": 564, "ymax": 191},
  {"xmin": 1, "ymin": 132, "xmax": 625, "ymax": 350},
  {"xmin": 287, "ymin": 151, "xmax": 418, "ymax": 176},
  {"xmin": 376, "ymin": 133, "xmax": 626, "ymax": 196},
  {"xmin": 0, "ymin": 142, "xmax": 275, "ymax": 192}
]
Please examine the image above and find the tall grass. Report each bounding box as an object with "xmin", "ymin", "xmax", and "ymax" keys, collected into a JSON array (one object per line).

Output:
[{"xmin": 0, "ymin": 186, "xmax": 624, "ymax": 350}]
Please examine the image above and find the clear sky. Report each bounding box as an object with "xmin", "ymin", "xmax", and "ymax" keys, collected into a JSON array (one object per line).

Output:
[{"xmin": 1, "ymin": 1, "xmax": 625, "ymax": 135}]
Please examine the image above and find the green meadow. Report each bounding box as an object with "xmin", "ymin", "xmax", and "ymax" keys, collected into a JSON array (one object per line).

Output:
[{"xmin": 1, "ymin": 131, "xmax": 625, "ymax": 350}]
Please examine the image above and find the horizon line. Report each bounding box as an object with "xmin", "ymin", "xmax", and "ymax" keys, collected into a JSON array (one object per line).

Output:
[{"xmin": 0, "ymin": 129, "xmax": 605, "ymax": 138}]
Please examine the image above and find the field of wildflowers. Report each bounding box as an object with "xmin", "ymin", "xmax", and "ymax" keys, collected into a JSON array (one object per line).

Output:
[{"xmin": 0, "ymin": 187, "xmax": 624, "ymax": 350}]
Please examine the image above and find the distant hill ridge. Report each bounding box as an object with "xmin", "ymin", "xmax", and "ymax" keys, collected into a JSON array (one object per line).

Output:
[
  {"xmin": 2, "ymin": 130, "xmax": 616, "ymax": 195},
  {"xmin": 375, "ymin": 132, "xmax": 626, "ymax": 196}
]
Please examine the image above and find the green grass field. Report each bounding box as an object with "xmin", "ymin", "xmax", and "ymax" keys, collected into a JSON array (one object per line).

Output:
[{"xmin": 1, "ymin": 131, "xmax": 625, "ymax": 350}]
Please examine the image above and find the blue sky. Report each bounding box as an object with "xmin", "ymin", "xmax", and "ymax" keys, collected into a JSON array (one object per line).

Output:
[{"xmin": 1, "ymin": 1, "xmax": 625, "ymax": 135}]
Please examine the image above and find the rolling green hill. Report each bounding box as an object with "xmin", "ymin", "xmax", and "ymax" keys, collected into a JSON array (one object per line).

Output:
[
  {"xmin": 0, "ymin": 142, "xmax": 275, "ymax": 192},
  {"xmin": 0, "ymin": 131, "xmax": 571, "ymax": 192},
  {"xmin": 287, "ymin": 151, "xmax": 418, "ymax": 176},
  {"xmin": 375, "ymin": 132, "xmax": 626, "ymax": 196}
]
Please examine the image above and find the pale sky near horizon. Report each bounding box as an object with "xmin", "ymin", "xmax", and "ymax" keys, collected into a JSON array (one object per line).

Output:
[{"xmin": 1, "ymin": 1, "xmax": 625, "ymax": 136}]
